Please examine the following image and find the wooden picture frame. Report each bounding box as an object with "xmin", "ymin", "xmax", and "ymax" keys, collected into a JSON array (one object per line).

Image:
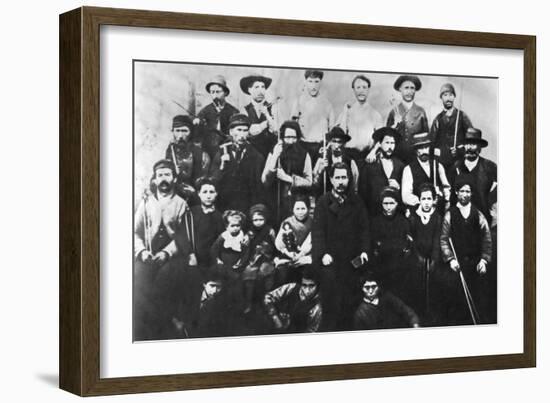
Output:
[{"xmin": 59, "ymin": 6, "xmax": 536, "ymax": 396}]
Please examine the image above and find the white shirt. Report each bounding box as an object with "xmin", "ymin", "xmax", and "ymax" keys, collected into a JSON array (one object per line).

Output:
[
  {"xmin": 464, "ymin": 157, "xmax": 479, "ymax": 172},
  {"xmin": 336, "ymin": 101, "xmax": 383, "ymax": 151}
]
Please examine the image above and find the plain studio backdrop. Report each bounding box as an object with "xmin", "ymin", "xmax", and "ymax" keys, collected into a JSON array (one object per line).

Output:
[{"xmin": 0, "ymin": 0, "xmax": 545, "ymax": 402}]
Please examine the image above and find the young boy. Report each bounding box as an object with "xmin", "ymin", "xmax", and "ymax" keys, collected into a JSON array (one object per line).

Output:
[
  {"xmin": 174, "ymin": 176, "xmax": 224, "ymax": 331},
  {"xmin": 407, "ymin": 182, "xmax": 442, "ymax": 323},
  {"xmin": 370, "ymin": 186, "xmax": 413, "ymax": 302}
]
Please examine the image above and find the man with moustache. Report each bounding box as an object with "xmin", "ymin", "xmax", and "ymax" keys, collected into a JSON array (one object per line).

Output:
[
  {"xmin": 240, "ymin": 74, "xmax": 279, "ymax": 158},
  {"xmin": 386, "ymin": 75, "xmax": 429, "ymax": 163},
  {"xmin": 401, "ymin": 132, "xmax": 451, "ymax": 212},
  {"xmin": 448, "ymin": 128, "xmax": 497, "ymax": 226},
  {"xmin": 440, "ymin": 179, "xmax": 493, "ymax": 325},
  {"xmin": 210, "ymin": 113, "xmax": 266, "ymax": 213},
  {"xmin": 336, "ymin": 74, "xmax": 384, "ymax": 163},
  {"xmin": 359, "ymin": 127, "xmax": 405, "ymax": 216},
  {"xmin": 196, "ymin": 75, "xmax": 240, "ymax": 159},
  {"xmin": 312, "ymin": 162, "xmax": 371, "ymax": 330},
  {"xmin": 262, "ymin": 120, "xmax": 313, "ymax": 223},
  {"xmin": 290, "ymin": 70, "xmax": 335, "ymax": 163},
  {"xmin": 165, "ymin": 115, "xmax": 211, "ymax": 204},
  {"xmin": 133, "ymin": 159, "xmax": 189, "ymax": 340},
  {"xmin": 312, "ymin": 126, "xmax": 359, "ymax": 195},
  {"xmin": 430, "ymin": 83, "xmax": 474, "ymax": 169}
]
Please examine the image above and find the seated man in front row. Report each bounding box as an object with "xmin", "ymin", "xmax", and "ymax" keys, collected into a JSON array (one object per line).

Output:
[
  {"xmin": 263, "ymin": 266, "xmax": 322, "ymax": 333},
  {"xmin": 353, "ymin": 270, "xmax": 420, "ymax": 331}
]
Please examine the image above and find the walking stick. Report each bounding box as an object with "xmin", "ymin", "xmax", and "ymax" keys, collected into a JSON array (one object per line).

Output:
[
  {"xmin": 142, "ymin": 190, "xmax": 151, "ymax": 253},
  {"xmin": 322, "ymin": 136, "xmax": 327, "ymax": 194},
  {"xmin": 452, "ymin": 81, "xmax": 465, "ymax": 150},
  {"xmin": 449, "ymin": 238, "xmax": 479, "ymax": 325},
  {"xmin": 425, "ymin": 257, "xmax": 431, "ymax": 317},
  {"xmin": 170, "ymin": 143, "xmax": 180, "ymax": 176}
]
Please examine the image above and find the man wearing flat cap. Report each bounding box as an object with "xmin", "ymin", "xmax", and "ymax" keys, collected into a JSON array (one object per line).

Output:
[
  {"xmin": 134, "ymin": 159, "xmax": 190, "ymax": 340},
  {"xmin": 210, "ymin": 113, "xmax": 266, "ymax": 213},
  {"xmin": 290, "ymin": 70, "xmax": 335, "ymax": 163},
  {"xmin": 401, "ymin": 132, "xmax": 451, "ymax": 212},
  {"xmin": 240, "ymin": 74, "xmax": 279, "ymax": 158},
  {"xmin": 430, "ymin": 83, "xmax": 474, "ymax": 169},
  {"xmin": 447, "ymin": 127, "xmax": 497, "ymax": 227},
  {"xmin": 313, "ymin": 126, "xmax": 359, "ymax": 195},
  {"xmin": 165, "ymin": 115, "xmax": 211, "ymax": 204},
  {"xmin": 336, "ymin": 74, "xmax": 384, "ymax": 163},
  {"xmin": 196, "ymin": 75, "xmax": 240, "ymax": 159},
  {"xmin": 359, "ymin": 127, "xmax": 405, "ymax": 216},
  {"xmin": 386, "ymin": 75, "xmax": 429, "ymax": 163}
]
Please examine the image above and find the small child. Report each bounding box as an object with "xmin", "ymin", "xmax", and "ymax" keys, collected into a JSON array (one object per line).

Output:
[
  {"xmin": 241, "ymin": 204, "xmax": 276, "ymax": 314},
  {"xmin": 408, "ymin": 182, "xmax": 443, "ymax": 324},
  {"xmin": 274, "ymin": 194, "xmax": 313, "ymax": 285},
  {"xmin": 370, "ymin": 186, "xmax": 413, "ymax": 301}
]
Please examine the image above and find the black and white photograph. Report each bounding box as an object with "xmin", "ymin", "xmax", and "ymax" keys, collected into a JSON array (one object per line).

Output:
[{"xmin": 133, "ymin": 60, "xmax": 498, "ymax": 342}]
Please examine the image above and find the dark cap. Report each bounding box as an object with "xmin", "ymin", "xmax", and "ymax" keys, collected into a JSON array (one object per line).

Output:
[
  {"xmin": 153, "ymin": 159, "xmax": 176, "ymax": 175},
  {"xmin": 394, "ymin": 75, "xmax": 422, "ymax": 91},
  {"xmin": 228, "ymin": 113, "xmax": 251, "ymax": 129},
  {"xmin": 439, "ymin": 83, "xmax": 456, "ymax": 97},
  {"xmin": 172, "ymin": 114, "xmax": 194, "ymax": 130}
]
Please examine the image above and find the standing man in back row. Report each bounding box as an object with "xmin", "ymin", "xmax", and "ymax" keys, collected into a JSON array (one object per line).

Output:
[{"xmin": 290, "ymin": 70, "xmax": 335, "ymax": 163}]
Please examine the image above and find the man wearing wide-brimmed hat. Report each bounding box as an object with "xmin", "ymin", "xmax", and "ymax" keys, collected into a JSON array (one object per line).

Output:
[
  {"xmin": 210, "ymin": 113, "xmax": 267, "ymax": 213},
  {"xmin": 239, "ymin": 73, "xmax": 279, "ymax": 158},
  {"xmin": 401, "ymin": 132, "xmax": 450, "ymax": 211},
  {"xmin": 336, "ymin": 74, "xmax": 384, "ymax": 162},
  {"xmin": 448, "ymin": 127, "xmax": 497, "ymax": 225},
  {"xmin": 386, "ymin": 75, "xmax": 429, "ymax": 163},
  {"xmin": 290, "ymin": 70, "xmax": 335, "ymax": 163},
  {"xmin": 358, "ymin": 127, "xmax": 405, "ymax": 216},
  {"xmin": 429, "ymin": 83, "xmax": 474, "ymax": 169},
  {"xmin": 312, "ymin": 126, "xmax": 359, "ymax": 195},
  {"xmin": 196, "ymin": 75, "xmax": 240, "ymax": 159}
]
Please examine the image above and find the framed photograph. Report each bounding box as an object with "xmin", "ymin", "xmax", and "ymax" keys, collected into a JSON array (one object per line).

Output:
[{"xmin": 59, "ymin": 6, "xmax": 536, "ymax": 396}]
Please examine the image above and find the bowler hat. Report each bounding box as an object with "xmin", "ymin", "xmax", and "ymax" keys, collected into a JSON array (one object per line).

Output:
[
  {"xmin": 394, "ymin": 75, "xmax": 422, "ymax": 91},
  {"xmin": 462, "ymin": 127, "xmax": 488, "ymax": 148},
  {"xmin": 411, "ymin": 132, "xmax": 432, "ymax": 148},
  {"xmin": 439, "ymin": 83, "xmax": 456, "ymax": 97},
  {"xmin": 228, "ymin": 113, "xmax": 251, "ymax": 129},
  {"xmin": 239, "ymin": 74, "xmax": 272, "ymax": 94},
  {"xmin": 206, "ymin": 75, "xmax": 230, "ymax": 95},
  {"xmin": 372, "ymin": 126, "xmax": 401, "ymax": 143},
  {"xmin": 326, "ymin": 126, "xmax": 351, "ymax": 143}
]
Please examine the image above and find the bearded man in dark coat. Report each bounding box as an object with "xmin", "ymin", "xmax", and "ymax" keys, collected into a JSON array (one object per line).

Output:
[
  {"xmin": 312, "ymin": 161, "xmax": 371, "ymax": 331},
  {"xmin": 210, "ymin": 114, "xmax": 266, "ymax": 214},
  {"xmin": 262, "ymin": 120, "xmax": 313, "ymax": 224}
]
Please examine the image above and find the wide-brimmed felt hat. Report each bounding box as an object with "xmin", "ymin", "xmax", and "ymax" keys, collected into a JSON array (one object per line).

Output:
[
  {"xmin": 462, "ymin": 127, "xmax": 488, "ymax": 148},
  {"xmin": 239, "ymin": 74, "xmax": 272, "ymax": 94},
  {"xmin": 411, "ymin": 132, "xmax": 432, "ymax": 148},
  {"xmin": 394, "ymin": 75, "xmax": 422, "ymax": 91},
  {"xmin": 372, "ymin": 126, "xmax": 401, "ymax": 143},
  {"xmin": 205, "ymin": 75, "xmax": 230, "ymax": 95},
  {"xmin": 228, "ymin": 113, "xmax": 251, "ymax": 129},
  {"xmin": 326, "ymin": 126, "xmax": 351, "ymax": 143}
]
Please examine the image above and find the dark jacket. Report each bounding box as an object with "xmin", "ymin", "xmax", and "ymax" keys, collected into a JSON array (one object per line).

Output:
[
  {"xmin": 359, "ymin": 156, "xmax": 404, "ymax": 216},
  {"xmin": 312, "ymin": 192, "xmax": 371, "ymax": 271},
  {"xmin": 430, "ymin": 108, "xmax": 473, "ymax": 167},
  {"xmin": 353, "ymin": 290, "xmax": 419, "ymax": 330}
]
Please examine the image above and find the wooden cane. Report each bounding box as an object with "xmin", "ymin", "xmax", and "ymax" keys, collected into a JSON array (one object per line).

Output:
[
  {"xmin": 449, "ymin": 238, "xmax": 479, "ymax": 325},
  {"xmin": 170, "ymin": 144, "xmax": 180, "ymax": 176}
]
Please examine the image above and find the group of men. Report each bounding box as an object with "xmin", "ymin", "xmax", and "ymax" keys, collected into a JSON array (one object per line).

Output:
[{"xmin": 133, "ymin": 70, "xmax": 498, "ymax": 341}]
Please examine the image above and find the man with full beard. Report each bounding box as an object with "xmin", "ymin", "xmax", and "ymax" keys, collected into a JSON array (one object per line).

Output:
[
  {"xmin": 401, "ymin": 132, "xmax": 451, "ymax": 213},
  {"xmin": 262, "ymin": 120, "xmax": 313, "ymax": 224},
  {"xmin": 448, "ymin": 128, "xmax": 497, "ymax": 226},
  {"xmin": 312, "ymin": 161, "xmax": 370, "ymax": 331},
  {"xmin": 210, "ymin": 113, "xmax": 266, "ymax": 214},
  {"xmin": 430, "ymin": 83, "xmax": 474, "ymax": 169},
  {"xmin": 165, "ymin": 115, "xmax": 210, "ymax": 205},
  {"xmin": 359, "ymin": 127, "xmax": 405, "ymax": 216},
  {"xmin": 133, "ymin": 159, "xmax": 189, "ymax": 340}
]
